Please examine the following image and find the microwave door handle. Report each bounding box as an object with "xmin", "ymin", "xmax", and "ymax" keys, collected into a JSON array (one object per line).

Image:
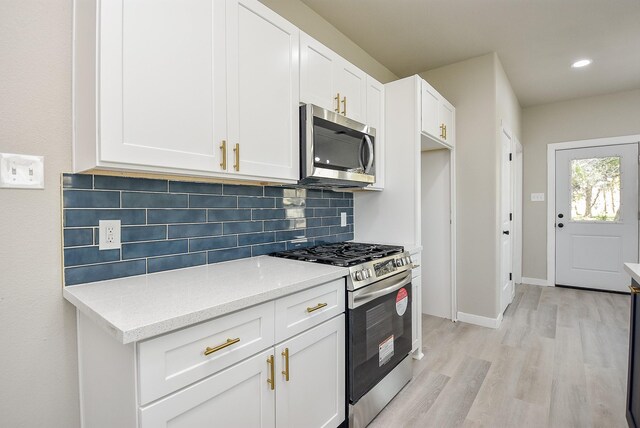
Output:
[
  {"xmin": 352, "ymin": 272, "xmax": 412, "ymax": 308},
  {"xmin": 363, "ymin": 134, "xmax": 374, "ymax": 174}
]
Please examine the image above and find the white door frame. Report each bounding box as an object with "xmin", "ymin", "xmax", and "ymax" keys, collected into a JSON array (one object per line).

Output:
[
  {"xmin": 513, "ymin": 137, "xmax": 523, "ymax": 284},
  {"xmin": 546, "ymin": 134, "xmax": 640, "ymax": 287},
  {"xmin": 499, "ymin": 122, "xmax": 514, "ymax": 315},
  {"xmin": 450, "ymin": 147, "xmax": 458, "ymax": 321}
]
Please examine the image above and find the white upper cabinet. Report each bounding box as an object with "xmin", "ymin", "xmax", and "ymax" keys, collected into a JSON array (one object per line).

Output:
[
  {"xmin": 92, "ymin": 0, "xmax": 226, "ymax": 174},
  {"xmin": 300, "ymin": 33, "xmax": 367, "ymax": 123},
  {"xmin": 420, "ymin": 79, "xmax": 454, "ymax": 147},
  {"xmin": 74, "ymin": 0, "xmax": 299, "ymax": 183},
  {"xmin": 226, "ymin": 0, "xmax": 299, "ymax": 181},
  {"xmin": 365, "ymin": 76, "xmax": 385, "ymax": 190}
]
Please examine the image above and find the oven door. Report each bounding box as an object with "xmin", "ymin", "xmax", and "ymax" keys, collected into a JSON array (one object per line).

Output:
[
  {"xmin": 348, "ymin": 271, "xmax": 412, "ymax": 403},
  {"xmin": 300, "ymin": 104, "xmax": 375, "ymax": 187}
]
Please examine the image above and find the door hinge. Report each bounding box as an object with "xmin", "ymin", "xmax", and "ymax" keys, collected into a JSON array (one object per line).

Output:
[
  {"xmin": 509, "ymin": 213, "xmax": 513, "ymax": 221},
  {"xmin": 509, "ymin": 273, "xmax": 512, "ymax": 281},
  {"xmin": 509, "ymin": 153, "xmax": 513, "ymax": 161}
]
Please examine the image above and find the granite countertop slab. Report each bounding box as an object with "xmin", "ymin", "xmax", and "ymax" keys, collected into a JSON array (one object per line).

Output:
[
  {"xmin": 625, "ymin": 263, "xmax": 640, "ymax": 286},
  {"xmin": 63, "ymin": 256, "xmax": 348, "ymax": 344}
]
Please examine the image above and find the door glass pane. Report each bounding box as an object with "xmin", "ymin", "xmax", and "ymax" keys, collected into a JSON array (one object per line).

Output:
[{"xmin": 571, "ymin": 156, "xmax": 621, "ymax": 221}]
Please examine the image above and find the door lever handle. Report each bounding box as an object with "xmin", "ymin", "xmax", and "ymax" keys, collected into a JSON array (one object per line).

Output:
[{"xmin": 502, "ymin": 230, "xmax": 510, "ymax": 235}]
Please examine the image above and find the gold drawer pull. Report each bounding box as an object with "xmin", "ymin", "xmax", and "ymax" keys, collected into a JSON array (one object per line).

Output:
[
  {"xmin": 341, "ymin": 96, "xmax": 347, "ymax": 116},
  {"xmin": 204, "ymin": 337, "xmax": 240, "ymax": 356},
  {"xmin": 630, "ymin": 285, "xmax": 640, "ymax": 294},
  {"xmin": 267, "ymin": 354, "xmax": 275, "ymax": 390},
  {"xmin": 281, "ymin": 348, "xmax": 290, "ymax": 381},
  {"xmin": 306, "ymin": 302, "xmax": 328, "ymax": 313},
  {"xmin": 334, "ymin": 93, "xmax": 341, "ymax": 113}
]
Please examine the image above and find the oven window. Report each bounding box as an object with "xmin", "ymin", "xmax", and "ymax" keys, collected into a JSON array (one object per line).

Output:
[
  {"xmin": 348, "ymin": 284, "xmax": 412, "ymax": 402},
  {"xmin": 313, "ymin": 117, "xmax": 373, "ymax": 172}
]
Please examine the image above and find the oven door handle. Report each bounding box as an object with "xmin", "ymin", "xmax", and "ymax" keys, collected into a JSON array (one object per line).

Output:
[{"xmin": 352, "ymin": 272, "xmax": 412, "ymax": 309}]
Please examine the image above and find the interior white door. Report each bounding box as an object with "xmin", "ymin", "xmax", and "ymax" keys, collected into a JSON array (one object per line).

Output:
[
  {"xmin": 500, "ymin": 127, "xmax": 514, "ymax": 314},
  {"xmin": 274, "ymin": 315, "xmax": 345, "ymax": 428},
  {"xmin": 555, "ymin": 143, "xmax": 638, "ymax": 292},
  {"xmin": 227, "ymin": 0, "xmax": 299, "ymax": 180},
  {"xmin": 99, "ymin": 0, "xmax": 225, "ymax": 172}
]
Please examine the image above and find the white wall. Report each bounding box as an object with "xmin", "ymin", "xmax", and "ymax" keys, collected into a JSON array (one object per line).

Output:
[
  {"xmin": 0, "ymin": 0, "xmax": 396, "ymax": 425},
  {"xmin": 0, "ymin": 1, "xmax": 80, "ymax": 426},
  {"xmin": 522, "ymin": 89, "xmax": 640, "ymax": 280}
]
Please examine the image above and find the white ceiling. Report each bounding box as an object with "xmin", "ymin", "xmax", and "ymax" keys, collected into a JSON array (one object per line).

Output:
[{"xmin": 300, "ymin": 0, "xmax": 640, "ymax": 107}]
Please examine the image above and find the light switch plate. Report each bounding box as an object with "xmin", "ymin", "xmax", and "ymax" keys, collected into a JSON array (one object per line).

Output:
[
  {"xmin": 531, "ymin": 193, "xmax": 545, "ymax": 202},
  {"xmin": 340, "ymin": 212, "xmax": 347, "ymax": 227},
  {"xmin": 0, "ymin": 153, "xmax": 44, "ymax": 189}
]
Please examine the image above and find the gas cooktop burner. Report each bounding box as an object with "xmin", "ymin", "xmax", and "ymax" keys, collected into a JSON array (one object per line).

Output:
[{"xmin": 270, "ymin": 242, "xmax": 404, "ymax": 267}]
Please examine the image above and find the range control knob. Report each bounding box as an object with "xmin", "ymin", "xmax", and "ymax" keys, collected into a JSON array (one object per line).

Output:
[
  {"xmin": 367, "ymin": 268, "xmax": 374, "ymax": 278},
  {"xmin": 363, "ymin": 269, "xmax": 370, "ymax": 279},
  {"xmin": 405, "ymin": 256, "xmax": 411, "ymax": 265},
  {"xmin": 354, "ymin": 271, "xmax": 363, "ymax": 281},
  {"xmin": 397, "ymin": 258, "xmax": 404, "ymax": 267}
]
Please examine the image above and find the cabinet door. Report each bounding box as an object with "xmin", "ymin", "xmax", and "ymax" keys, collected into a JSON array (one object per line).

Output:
[
  {"xmin": 226, "ymin": 0, "xmax": 299, "ymax": 181},
  {"xmin": 365, "ymin": 76, "xmax": 385, "ymax": 190},
  {"xmin": 439, "ymin": 99, "xmax": 455, "ymax": 147},
  {"xmin": 275, "ymin": 315, "xmax": 345, "ymax": 428},
  {"xmin": 99, "ymin": 0, "xmax": 226, "ymax": 173},
  {"xmin": 333, "ymin": 58, "xmax": 367, "ymax": 123},
  {"xmin": 140, "ymin": 349, "xmax": 275, "ymax": 428},
  {"xmin": 420, "ymin": 79, "xmax": 440, "ymax": 139},
  {"xmin": 300, "ymin": 32, "xmax": 338, "ymax": 113}
]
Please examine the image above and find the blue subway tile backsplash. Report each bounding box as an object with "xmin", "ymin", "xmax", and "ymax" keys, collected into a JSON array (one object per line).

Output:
[{"xmin": 62, "ymin": 174, "xmax": 354, "ymax": 286}]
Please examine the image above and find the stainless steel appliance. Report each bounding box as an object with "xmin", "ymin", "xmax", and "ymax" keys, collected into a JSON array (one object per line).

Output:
[
  {"xmin": 271, "ymin": 242, "xmax": 414, "ymax": 427},
  {"xmin": 299, "ymin": 104, "xmax": 376, "ymax": 188}
]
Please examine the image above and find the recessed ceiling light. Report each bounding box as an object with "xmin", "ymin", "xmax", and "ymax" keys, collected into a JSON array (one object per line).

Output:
[{"xmin": 571, "ymin": 59, "xmax": 592, "ymax": 68}]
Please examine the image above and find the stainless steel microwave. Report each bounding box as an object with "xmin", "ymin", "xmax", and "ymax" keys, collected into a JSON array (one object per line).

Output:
[{"xmin": 299, "ymin": 104, "xmax": 376, "ymax": 188}]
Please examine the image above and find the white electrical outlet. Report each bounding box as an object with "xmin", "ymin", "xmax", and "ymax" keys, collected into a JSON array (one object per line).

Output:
[
  {"xmin": 99, "ymin": 220, "xmax": 121, "ymax": 250},
  {"xmin": 340, "ymin": 212, "xmax": 347, "ymax": 227}
]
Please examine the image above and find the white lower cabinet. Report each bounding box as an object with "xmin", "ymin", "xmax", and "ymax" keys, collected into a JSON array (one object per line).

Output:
[
  {"xmin": 76, "ymin": 279, "xmax": 346, "ymax": 428},
  {"xmin": 140, "ymin": 349, "xmax": 275, "ymax": 428},
  {"xmin": 275, "ymin": 315, "xmax": 345, "ymax": 428}
]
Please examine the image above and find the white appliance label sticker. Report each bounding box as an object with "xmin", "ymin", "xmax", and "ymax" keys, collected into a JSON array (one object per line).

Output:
[
  {"xmin": 379, "ymin": 335, "xmax": 394, "ymax": 366},
  {"xmin": 396, "ymin": 288, "xmax": 408, "ymax": 316}
]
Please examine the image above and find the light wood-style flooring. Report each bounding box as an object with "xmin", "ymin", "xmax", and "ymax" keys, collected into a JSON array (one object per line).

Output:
[{"xmin": 369, "ymin": 283, "xmax": 630, "ymax": 428}]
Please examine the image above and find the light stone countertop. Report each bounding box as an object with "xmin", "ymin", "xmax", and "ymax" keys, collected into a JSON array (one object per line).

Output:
[
  {"xmin": 625, "ymin": 263, "xmax": 640, "ymax": 286},
  {"xmin": 63, "ymin": 256, "xmax": 348, "ymax": 344}
]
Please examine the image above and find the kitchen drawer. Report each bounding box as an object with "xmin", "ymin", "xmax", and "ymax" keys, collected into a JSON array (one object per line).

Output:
[
  {"xmin": 275, "ymin": 278, "xmax": 345, "ymax": 342},
  {"xmin": 138, "ymin": 301, "xmax": 275, "ymax": 405}
]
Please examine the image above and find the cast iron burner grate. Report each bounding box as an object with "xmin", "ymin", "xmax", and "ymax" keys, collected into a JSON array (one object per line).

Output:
[{"xmin": 270, "ymin": 242, "xmax": 404, "ymax": 267}]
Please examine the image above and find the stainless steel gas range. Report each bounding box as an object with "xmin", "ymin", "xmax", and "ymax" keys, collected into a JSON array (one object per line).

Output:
[{"xmin": 271, "ymin": 242, "xmax": 416, "ymax": 428}]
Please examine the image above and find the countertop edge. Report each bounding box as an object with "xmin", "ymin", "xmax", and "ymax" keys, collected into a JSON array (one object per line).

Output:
[
  {"xmin": 64, "ymin": 269, "xmax": 348, "ymax": 345},
  {"xmin": 625, "ymin": 263, "xmax": 640, "ymax": 285}
]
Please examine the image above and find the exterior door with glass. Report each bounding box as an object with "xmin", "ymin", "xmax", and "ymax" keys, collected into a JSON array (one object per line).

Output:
[{"xmin": 555, "ymin": 143, "xmax": 638, "ymax": 292}]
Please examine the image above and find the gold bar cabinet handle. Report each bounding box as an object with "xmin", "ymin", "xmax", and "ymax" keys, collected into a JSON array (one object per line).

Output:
[
  {"xmin": 281, "ymin": 348, "xmax": 290, "ymax": 381},
  {"xmin": 630, "ymin": 285, "xmax": 640, "ymax": 294},
  {"xmin": 444, "ymin": 124, "xmax": 447, "ymax": 140},
  {"xmin": 306, "ymin": 302, "xmax": 328, "ymax": 313},
  {"xmin": 341, "ymin": 96, "xmax": 347, "ymax": 116},
  {"xmin": 267, "ymin": 354, "xmax": 275, "ymax": 390},
  {"xmin": 334, "ymin": 93, "xmax": 341, "ymax": 113},
  {"xmin": 220, "ymin": 140, "xmax": 227, "ymax": 170},
  {"xmin": 233, "ymin": 143, "xmax": 240, "ymax": 171},
  {"xmin": 440, "ymin": 124, "xmax": 445, "ymax": 139},
  {"xmin": 204, "ymin": 337, "xmax": 240, "ymax": 356}
]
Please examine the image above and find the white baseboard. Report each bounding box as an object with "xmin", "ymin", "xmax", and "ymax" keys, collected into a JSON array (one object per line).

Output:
[
  {"xmin": 457, "ymin": 311, "xmax": 503, "ymax": 329},
  {"xmin": 521, "ymin": 276, "xmax": 552, "ymax": 287}
]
